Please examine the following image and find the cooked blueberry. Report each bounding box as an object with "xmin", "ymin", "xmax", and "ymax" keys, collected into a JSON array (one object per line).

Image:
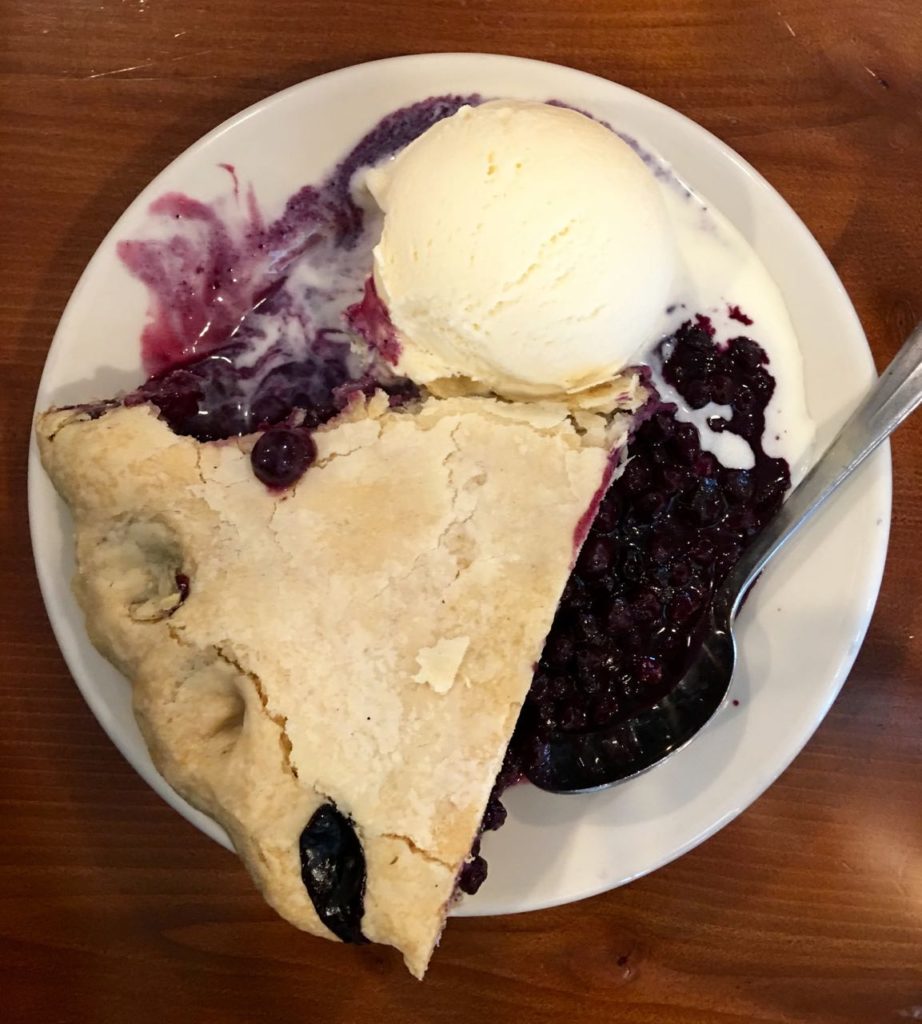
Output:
[
  {"xmin": 621, "ymin": 548, "xmax": 645, "ymax": 581},
  {"xmin": 575, "ymin": 610, "xmax": 603, "ymax": 645},
  {"xmin": 688, "ymin": 477, "xmax": 727, "ymax": 525},
  {"xmin": 633, "ymin": 589, "xmax": 663, "ymax": 623},
  {"xmin": 668, "ymin": 586, "xmax": 705, "ymax": 624},
  {"xmin": 689, "ymin": 536, "xmax": 716, "ymax": 564},
  {"xmin": 457, "ymin": 852, "xmax": 488, "ymax": 895},
  {"xmin": 709, "ymin": 373, "xmax": 735, "ymax": 405},
  {"xmin": 620, "ymin": 459, "xmax": 652, "ymax": 495},
  {"xmin": 544, "ymin": 633, "xmax": 574, "ymax": 668},
  {"xmin": 558, "ymin": 704, "xmax": 588, "ymax": 732},
  {"xmin": 580, "ymin": 536, "xmax": 616, "ymax": 576},
  {"xmin": 481, "ymin": 790, "xmax": 508, "ymax": 832},
  {"xmin": 633, "ymin": 655, "xmax": 663, "ymax": 688},
  {"xmin": 298, "ymin": 804, "xmax": 368, "ymax": 944},
  {"xmin": 729, "ymin": 336, "xmax": 767, "ymax": 369},
  {"xmin": 549, "ymin": 674, "xmax": 571, "ymax": 699},
  {"xmin": 635, "ymin": 490, "xmax": 668, "ymax": 518},
  {"xmin": 251, "ymin": 426, "xmax": 316, "ymax": 488},
  {"xmin": 575, "ymin": 649, "xmax": 606, "ymax": 692},
  {"xmin": 594, "ymin": 501, "xmax": 620, "ymax": 532},
  {"xmin": 733, "ymin": 385, "xmax": 757, "ymax": 414},
  {"xmin": 669, "ymin": 422, "xmax": 699, "ymax": 462},
  {"xmin": 606, "ymin": 598, "xmax": 633, "ymax": 633},
  {"xmin": 669, "ymin": 561, "xmax": 692, "ymax": 586},
  {"xmin": 660, "ymin": 464, "xmax": 690, "ymax": 490},
  {"xmin": 681, "ymin": 380, "xmax": 710, "ymax": 409},
  {"xmin": 591, "ymin": 694, "xmax": 621, "ymax": 726}
]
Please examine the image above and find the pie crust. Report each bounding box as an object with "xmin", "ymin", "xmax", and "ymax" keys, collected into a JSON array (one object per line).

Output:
[{"xmin": 37, "ymin": 386, "xmax": 640, "ymax": 976}]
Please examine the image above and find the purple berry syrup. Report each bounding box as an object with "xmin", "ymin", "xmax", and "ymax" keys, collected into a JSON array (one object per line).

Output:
[
  {"xmin": 111, "ymin": 96, "xmax": 790, "ymax": 899},
  {"xmin": 119, "ymin": 95, "xmax": 479, "ymax": 442}
]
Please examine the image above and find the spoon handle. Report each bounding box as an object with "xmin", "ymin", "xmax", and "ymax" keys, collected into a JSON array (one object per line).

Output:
[{"xmin": 721, "ymin": 320, "xmax": 922, "ymax": 617}]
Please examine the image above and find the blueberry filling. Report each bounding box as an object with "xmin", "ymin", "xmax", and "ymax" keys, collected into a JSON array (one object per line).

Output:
[
  {"xmin": 497, "ymin": 317, "xmax": 789, "ymax": 801},
  {"xmin": 298, "ymin": 803, "xmax": 368, "ymax": 944},
  {"xmin": 124, "ymin": 340, "xmax": 353, "ymax": 443}
]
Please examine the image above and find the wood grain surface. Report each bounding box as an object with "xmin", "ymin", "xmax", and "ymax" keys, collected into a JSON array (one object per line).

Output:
[{"xmin": 2, "ymin": 1, "xmax": 921, "ymax": 1021}]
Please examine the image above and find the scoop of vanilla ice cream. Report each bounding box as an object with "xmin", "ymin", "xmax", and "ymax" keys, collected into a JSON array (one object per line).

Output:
[{"xmin": 365, "ymin": 100, "xmax": 676, "ymax": 400}]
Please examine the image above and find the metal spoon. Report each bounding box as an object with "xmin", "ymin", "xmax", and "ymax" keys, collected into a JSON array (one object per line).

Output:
[{"xmin": 534, "ymin": 321, "xmax": 922, "ymax": 795}]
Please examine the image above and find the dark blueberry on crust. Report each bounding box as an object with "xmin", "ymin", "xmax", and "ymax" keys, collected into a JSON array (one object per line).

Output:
[
  {"xmin": 457, "ymin": 838, "xmax": 488, "ymax": 896},
  {"xmin": 251, "ymin": 426, "xmax": 317, "ymax": 489},
  {"xmin": 299, "ymin": 804, "xmax": 368, "ymax": 944}
]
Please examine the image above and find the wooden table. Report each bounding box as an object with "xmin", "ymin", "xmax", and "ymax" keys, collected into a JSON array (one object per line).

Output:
[{"xmin": 3, "ymin": 2, "xmax": 920, "ymax": 1021}]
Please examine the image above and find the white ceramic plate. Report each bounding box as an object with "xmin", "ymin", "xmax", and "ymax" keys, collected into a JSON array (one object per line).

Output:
[{"xmin": 28, "ymin": 53, "xmax": 890, "ymax": 917}]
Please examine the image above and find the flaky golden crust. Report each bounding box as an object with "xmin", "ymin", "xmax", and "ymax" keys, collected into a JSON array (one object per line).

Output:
[{"xmin": 37, "ymin": 389, "xmax": 638, "ymax": 976}]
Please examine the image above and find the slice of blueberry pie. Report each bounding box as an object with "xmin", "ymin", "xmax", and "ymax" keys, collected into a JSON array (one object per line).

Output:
[
  {"xmin": 37, "ymin": 384, "xmax": 642, "ymax": 977},
  {"xmin": 35, "ymin": 90, "xmax": 812, "ymax": 979}
]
